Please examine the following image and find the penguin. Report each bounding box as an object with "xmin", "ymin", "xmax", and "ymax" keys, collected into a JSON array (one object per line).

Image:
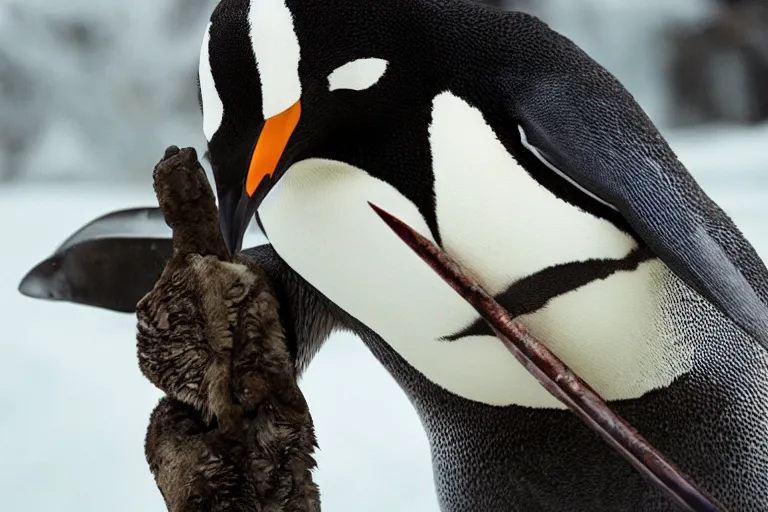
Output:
[
  {"xmin": 201, "ymin": 0, "xmax": 768, "ymax": 509},
  {"xmin": 18, "ymin": 0, "xmax": 768, "ymax": 510}
]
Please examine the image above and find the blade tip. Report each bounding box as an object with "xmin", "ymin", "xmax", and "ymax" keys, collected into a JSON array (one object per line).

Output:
[
  {"xmin": 368, "ymin": 201, "xmax": 397, "ymax": 227},
  {"xmin": 367, "ymin": 201, "xmax": 385, "ymax": 216}
]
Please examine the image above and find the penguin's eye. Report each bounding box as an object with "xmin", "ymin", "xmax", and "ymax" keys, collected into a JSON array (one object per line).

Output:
[{"xmin": 327, "ymin": 58, "xmax": 388, "ymax": 92}]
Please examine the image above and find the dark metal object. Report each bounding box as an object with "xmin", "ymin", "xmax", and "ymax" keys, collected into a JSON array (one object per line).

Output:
[{"xmin": 369, "ymin": 202, "xmax": 726, "ymax": 512}]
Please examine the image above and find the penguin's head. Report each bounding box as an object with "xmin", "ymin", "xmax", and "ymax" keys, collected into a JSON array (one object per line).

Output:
[{"xmin": 199, "ymin": 0, "xmax": 433, "ymax": 254}]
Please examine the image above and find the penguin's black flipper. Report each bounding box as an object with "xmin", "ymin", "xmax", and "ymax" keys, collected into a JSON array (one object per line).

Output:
[
  {"xmin": 17, "ymin": 208, "xmax": 340, "ymax": 368},
  {"xmin": 18, "ymin": 237, "xmax": 173, "ymax": 313},
  {"xmin": 508, "ymin": 54, "xmax": 768, "ymax": 349},
  {"xmin": 54, "ymin": 207, "xmax": 171, "ymax": 253},
  {"xmin": 18, "ymin": 207, "xmax": 173, "ymax": 312}
]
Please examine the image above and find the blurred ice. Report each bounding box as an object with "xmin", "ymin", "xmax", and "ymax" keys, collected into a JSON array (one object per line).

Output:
[{"xmin": 0, "ymin": 0, "xmax": 214, "ymax": 182}]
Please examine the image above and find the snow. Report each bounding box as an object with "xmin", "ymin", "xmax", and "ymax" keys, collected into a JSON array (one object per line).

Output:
[{"xmin": 1, "ymin": 132, "xmax": 767, "ymax": 511}]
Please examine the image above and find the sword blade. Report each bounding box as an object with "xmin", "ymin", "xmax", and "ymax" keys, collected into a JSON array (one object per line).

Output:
[{"xmin": 369, "ymin": 201, "xmax": 725, "ymax": 512}]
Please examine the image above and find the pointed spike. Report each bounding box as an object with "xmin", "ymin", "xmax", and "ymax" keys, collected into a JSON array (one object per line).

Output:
[
  {"xmin": 368, "ymin": 202, "xmax": 725, "ymax": 512},
  {"xmin": 368, "ymin": 201, "xmax": 407, "ymax": 237}
]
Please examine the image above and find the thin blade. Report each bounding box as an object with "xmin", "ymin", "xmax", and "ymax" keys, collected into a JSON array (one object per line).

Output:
[{"xmin": 369, "ymin": 202, "xmax": 725, "ymax": 512}]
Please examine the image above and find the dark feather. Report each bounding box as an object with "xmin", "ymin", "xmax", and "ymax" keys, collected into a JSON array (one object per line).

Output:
[
  {"xmin": 500, "ymin": 18, "xmax": 768, "ymax": 349},
  {"xmin": 54, "ymin": 207, "xmax": 169, "ymax": 254}
]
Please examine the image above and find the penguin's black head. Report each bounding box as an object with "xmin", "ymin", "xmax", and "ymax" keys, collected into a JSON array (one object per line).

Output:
[{"xmin": 199, "ymin": 0, "xmax": 438, "ymax": 254}]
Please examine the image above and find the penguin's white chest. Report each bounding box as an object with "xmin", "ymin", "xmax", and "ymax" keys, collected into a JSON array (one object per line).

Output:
[{"xmin": 259, "ymin": 91, "xmax": 693, "ymax": 408}]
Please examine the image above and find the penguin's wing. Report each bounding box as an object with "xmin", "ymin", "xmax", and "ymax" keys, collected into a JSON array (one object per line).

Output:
[
  {"xmin": 18, "ymin": 232, "xmax": 339, "ymax": 373},
  {"xmin": 17, "ymin": 207, "xmax": 273, "ymax": 313},
  {"xmin": 19, "ymin": 237, "xmax": 173, "ymax": 312},
  {"xmin": 18, "ymin": 207, "xmax": 173, "ymax": 311},
  {"xmin": 54, "ymin": 207, "xmax": 170, "ymax": 253},
  {"xmin": 507, "ymin": 68, "xmax": 768, "ymax": 349}
]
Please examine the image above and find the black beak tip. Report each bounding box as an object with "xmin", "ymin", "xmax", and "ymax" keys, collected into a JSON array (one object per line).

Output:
[
  {"xmin": 221, "ymin": 219, "xmax": 241, "ymax": 257},
  {"xmin": 223, "ymin": 192, "xmax": 256, "ymax": 256},
  {"xmin": 218, "ymin": 188, "xmax": 248, "ymax": 256},
  {"xmin": 218, "ymin": 175, "xmax": 276, "ymax": 256}
]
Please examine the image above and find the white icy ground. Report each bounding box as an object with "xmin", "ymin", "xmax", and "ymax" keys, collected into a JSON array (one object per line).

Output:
[{"xmin": 0, "ymin": 130, "xmax": 766, "ymax": 511}]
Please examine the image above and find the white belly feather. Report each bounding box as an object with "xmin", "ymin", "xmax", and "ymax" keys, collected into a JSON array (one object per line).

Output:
[{"xmin": 259, "ymin": 91, "xmax": 693, "ymax": 408}]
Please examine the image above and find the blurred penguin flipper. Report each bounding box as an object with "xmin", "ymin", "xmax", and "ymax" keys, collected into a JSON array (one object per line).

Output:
[
  {"xmin": 54, "ymin": 206, "xmax": 170, "ymax": 253},
  {"xmin": 18, "ymin": 207, "xmax": 173, "ymax": 313}
]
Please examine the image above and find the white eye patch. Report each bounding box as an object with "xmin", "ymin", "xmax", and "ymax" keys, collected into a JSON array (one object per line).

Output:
[
  {"xmin": 199, "ymin": 22, "xmax": 224, "ymax": 142},
  {"xmin": 249, "ymin": 0, "xmax": 302, "ymax": 119},
  {"xmin": 327, "ymin": 57, "xmax": 388, "ymax": 92}
]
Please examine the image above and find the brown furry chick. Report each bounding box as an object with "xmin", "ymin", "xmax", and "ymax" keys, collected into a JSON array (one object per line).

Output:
[{"xmin": 136, "ymin": 146, "xmax": 320, "ymax": 512}]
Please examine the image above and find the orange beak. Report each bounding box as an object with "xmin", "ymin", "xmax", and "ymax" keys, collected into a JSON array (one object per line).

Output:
[
  {"xmin": 245, "ymin": 100, "xmax": 302, "ymax": 197},
  {"xmin": 221, "ymin": 99, "xmax": 302, "ymax": 255}
]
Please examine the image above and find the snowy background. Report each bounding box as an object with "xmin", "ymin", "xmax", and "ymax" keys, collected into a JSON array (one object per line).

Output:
[{"xmin": 1, "ymin": 0, "xmax": 767, "ymax": 511}]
